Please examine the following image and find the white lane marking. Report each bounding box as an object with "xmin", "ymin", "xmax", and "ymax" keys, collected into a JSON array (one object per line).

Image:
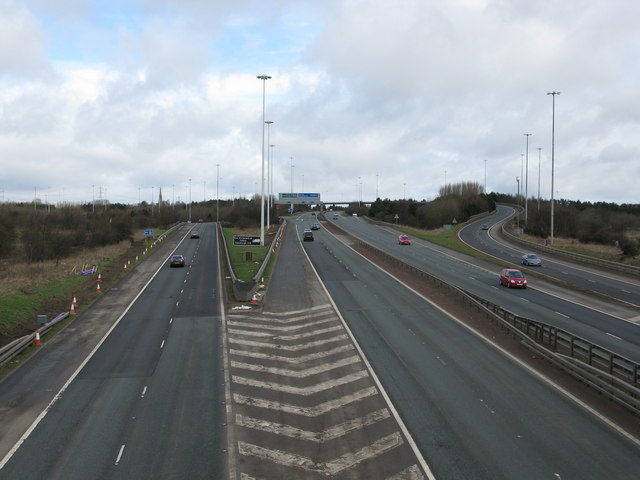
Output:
[
  {"xmin": 436, "ymin": 356, "xmax": 447, "ymax": 366},
  {"xmin": 229, "ymin": 344, "xmax": 354, "ymax": 363},
  {"xmin": 228, "ymin": 325, "xmax": 344, "ymax": 340},
  {"xmin": 160, "ymin": 339, "xmax": 165, "ymax": 349},
  {"xmin": 169, "ymin": 317, "xmax": 173, "ymax": 324},
  {"xmin": 233, "ymin": 387, "xmax": 378, "ymax": 416},
  {"xmin": 141, "ymin": 386, "xmax": 147, "ymax": 398},
  {"xmin": 115, "ymin": 444, "xmax": 125, "ymax": 465},
  {"xmin": 235, "ymin": 409, "xmax": 390, "ymax": 442},
  {"xmin": 228, "ymin": 334, "xmax": 349, "ymax": 351},
  {"xmin": 232, "ymin": 370, "xmax": 369, "ymax": 395},
  {"xmin": 238, "ymin": 433, "xmax": 403, "ymax": 475},
  {"xmin": 231, "ymin": 355, "xmax": 361, "ymax": 377},
  {"xmin": 227, "ymin": 317, "xmax": 336, "ymax": 331},
  {"xmin": 260, "ymin": 303, "xmax": 333, "ymax": 317},
  {"xmin": 554, "ymin": 312, "xmax": 570, "ymax": 318},
  {"xmin": 605, "ymin": 332, "xmax": 622, "ymax": 340}
]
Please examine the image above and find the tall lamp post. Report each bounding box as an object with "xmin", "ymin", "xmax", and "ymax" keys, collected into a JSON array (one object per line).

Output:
[
  {"xmin": 516, "ymin": 176, "xmax": 520, "ymax": 230},
  {"xmin": 290, "ymin": 157, "xmax": 295, "ymax": 214},
  {"xmin": 547, "ymin": 91, "xmax": 560, "ymax": 245},
  {"xmin": 257, "ymin": 74, "xmax": 271, "ymax": 246},
  {"xmin": 524, "ymin": 133, "xmax": 531, "ymax": 225},
  {"xmin": 269, "ymin": 144, "xmax": 275, "ymax": 212},
  {"xmin": 216, "ymin": 164, "xmax": 220, "ymax": 223},
  {"xmin": 265, "ymin": 120, "xmax": 274, "ymax": 229}
]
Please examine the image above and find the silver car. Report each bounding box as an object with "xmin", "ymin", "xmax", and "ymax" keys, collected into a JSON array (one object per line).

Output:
[{"xmin": 522, "ymin": 253, "xmax": 542, "ymax": 266}]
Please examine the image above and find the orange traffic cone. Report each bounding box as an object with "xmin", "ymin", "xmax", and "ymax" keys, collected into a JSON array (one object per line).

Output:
[
  {"xmin": 72, "ymin": 296, "xmax": 78, "ymax": 306},
  {"xmin": 251, "ymin": 292, "xmax": 258, "ymax": 305},
  {"xmin": 34, "ymin": 329, "xmax": 41, "ymax": 346},
  {"xmin": 97, "ymin": 273, "xmax": 102, "ymax": 282},
  {"xmin": 123, "ymin": 263, "xmax": 127, "ymax": 270},
  {"xmin": 96, "ymin": 283, "xmax": 101, "ymax": 293},
  {"xmin": 70, "ymin": 303, "xmax": 76, "ymax": 314}
]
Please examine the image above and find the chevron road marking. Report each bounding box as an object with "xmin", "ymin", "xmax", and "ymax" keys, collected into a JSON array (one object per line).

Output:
[
  {"xmin": 229, "ymin": 343, "xmax": 355, "ymax": 363},
  {"xmin": 227, "ymin": 316, "xmax": 337, "ymax": 331},
  {"xmin": 238, "ymin": 432, "xmax": 403, "ymax": 475},
  {"xmin": 232, "ymin": 370, "xmax": 369, "ymax": 395},
  {"xmin": 233, "ymin": 386, "xmax": 379, "ymax": 416},
  {"xmin": 228, "ymin": 334, "xmax": 349, "ymax": 351},
  {"xmin": 230, "ymin": 355, "xmax": 361, "ymax": 377},
  {"xmin": 388, "ymin": 464, "xmax": 425, "ymax": 479},
  {"xmin": 235, "ymin": 408, "xmax": 391, "ymax": 442},
  {"xmin": 260, "ymin": 303, "xmax": 333, "ymax": 317},
  {"xmin": 228, "ymin": 324, "xmax": 343, "ymax": 339}
]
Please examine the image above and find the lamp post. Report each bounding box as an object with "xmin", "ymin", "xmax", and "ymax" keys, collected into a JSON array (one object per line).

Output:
[
  {"xmin": 188, "ymin": 178, "xmax": 192, "ymax": 222},
  {"xmin": 257, "ymin": 74, "xmax": 271, "ymax": 246},
  {"xmin": 484, "ymin": 159, "xmax": 487, "ymax": 194},
  {"xmin": 265, "ymin": 120, "xmax": 274, "ymax": 229},
  {"xmin": 524, "ymin": 133, "xmax": 531, "ymax": 225},
  {"xmin": 290, "ymin": 157, "xmax": 294, "ymax": 214},
  {"xmin": 216, "ymin": 163, "xmax": 220, "ymax": 223},
  {"xmin": 547, "ymin": 91, "xmax": 560, "ymax": 245},
  {"xmin": 516, "ymin": 176, "xmax": 520, "ymax": 230},
  {"xmin": 269, "ymin": 144, "xmax": 275, "ymax": 210}
]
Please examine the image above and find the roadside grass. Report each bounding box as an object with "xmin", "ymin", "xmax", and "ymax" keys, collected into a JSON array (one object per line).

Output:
[{"xmin": 222, "ymin": 227, "xmax": 271, "ymax": 283}]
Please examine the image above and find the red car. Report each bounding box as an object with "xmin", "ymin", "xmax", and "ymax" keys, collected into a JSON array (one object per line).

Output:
[
  {"xmin": 398, "ymin": 234, "xmax": 411, "ymax": 245},
  {"xmin": 499, "ymin": 268, "xmax": 527, "ymax": 288}
]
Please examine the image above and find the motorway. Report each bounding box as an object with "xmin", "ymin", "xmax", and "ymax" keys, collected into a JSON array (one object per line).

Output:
[
  {"xmin": 0, "ymin": 223, "xmax": 226, "ymax": 479},
  {"xmin": 323, "ymin": 212, "xmax": 640, "ymax": 363},
  {"xmin": 460, "ymin": 204, "xmax": 640, "ymax": 308},
  {"xmin": 1, "ymin": 214, "xmax": 639, "ymax": 479},
  {"xmin": 298, "ymin": 213, "xmax": 640, "ymax": 478}
]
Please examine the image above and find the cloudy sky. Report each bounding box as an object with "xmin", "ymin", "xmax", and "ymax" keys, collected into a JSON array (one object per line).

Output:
[{"xmin": 1, "ymin": 0, "xmax": 639, "ymax": 206}]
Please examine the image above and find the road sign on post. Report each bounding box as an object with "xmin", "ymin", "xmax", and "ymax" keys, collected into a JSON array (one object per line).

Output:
[
  {"xmin": 233, "ymin": 235, "xmax": 261, "ymax": 246},
  {"xmin": 276, "ymin": 193, "xmax": 321, "ymax": 205}
]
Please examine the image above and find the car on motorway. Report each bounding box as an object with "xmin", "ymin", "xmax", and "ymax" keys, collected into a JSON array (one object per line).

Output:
[
  {"xmin": 303, "ymin": 229, "xmax": 314, "ymax": 242},
  {"xmin": 499, "ymin": 268, "xmax": 527, "ymax": 288},
  {"xmin": 190, "ymin": 231, "xmax": 200, "ymax": 239},
  {"xmin": 522, "ymin": 253, "xmax": 542, "ymax": 266},
  {"xmin": 332, "ymin": 215, "xmax": 339, "ymax": 220},
  {"xmin": 310, "ymin": 223, "xmax": 320, "ymax": 230},
  {"xmin": 398, "ymin": 234, "xmax": 411, "ymax": 245},
  {"xmin": 169, "ymin": 254, "xmax": 185, "ymax": 267},
  {"xmin": 481, "ymin": 223, "xmax": 489, "ymax": 230}
]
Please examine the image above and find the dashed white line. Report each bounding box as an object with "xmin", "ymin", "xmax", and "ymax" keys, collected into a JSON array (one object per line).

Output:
[
  {"xmin": 606, "ymin": 332, "xmax": 622, "ymax": 340},
  {"xmin": 141, "ymin": 386, "xmax": 147, "ymax": 398},
  {"xmin": 115, "ymin": 444, "xmax": 125, "ymax": 465},
  {"xmin": 554, "ymin": 312, "xmax": 570, "ymax": 318},
  {"xmin": 160, "ymin": 339, "xmax": 165, "ymax": 349}
]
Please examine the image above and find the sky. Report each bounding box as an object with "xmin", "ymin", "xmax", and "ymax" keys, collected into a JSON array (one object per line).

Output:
[{"xmin": 0, "ymin": 0, "xmax": 639, "ymax": 206}]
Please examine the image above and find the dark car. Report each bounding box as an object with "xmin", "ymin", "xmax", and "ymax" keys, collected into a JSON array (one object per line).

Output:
[
  {"xmin": 190, "ymin": 231, "xmax": 200, "ymax": 239},
  {"xmin": 398, "ymin": 234, "xmax": 411, "ymax": 245},
  {"xmin": 310, "ymin": 223, "xmax": 320, "ymax": 231},
  {"xmin": 303, "ymin": 230, "xmax": 314, "ymax": 242},
  {"xmin": 499, "ymin": 268, "xmax": 527, "ymax": 288},
  {"xmin": 522, "ymin": 253, "xmax": 542, "ymax": 266},
  {"xmin": 170, "ymin": 254, "xmax": 185, "ymax": 267}
]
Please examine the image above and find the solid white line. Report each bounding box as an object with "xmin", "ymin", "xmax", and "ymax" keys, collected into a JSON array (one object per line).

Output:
[{"xmin": 115, "ymin": 444, "xmax": 125, "ymax": 465}]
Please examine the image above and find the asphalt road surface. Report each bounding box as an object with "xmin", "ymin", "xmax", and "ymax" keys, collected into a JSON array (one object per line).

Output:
[
  {"xmin": 1, "ymin": 223, "xmax": 226, "ymax": 479},
  {"xmin": 301, "ymin": 212, "xmax": 640, "ymax": 479}
]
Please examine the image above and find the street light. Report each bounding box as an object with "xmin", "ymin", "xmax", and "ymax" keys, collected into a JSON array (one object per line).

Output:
[
  {"xmin": 516, "ymin": 176, "xmax": 520, "ymax": 230},
  {"xmin": 524, "ymin": 133, "xmax": 531, "ymax": 224},
  {"xmin": 547, "ymin": 91, "xmax": 560, "ymax": 245},
  {"xmin": 257, "ymin": 74, "xmax": 272, "ymax": 246},
  {"xmin": 265, "ymin": 120, "xmax": 274, "ymax": 229},
  {"xmin": 269, "ymin": 144, "xmax": 275, "ymax": 211},
  {"xmin": 290, "ymin": 157, "xmax": 294, "ymax": 214},
  {"xmin": 216, "ymin": 163, "xmax": 220, "ymax": 223}
]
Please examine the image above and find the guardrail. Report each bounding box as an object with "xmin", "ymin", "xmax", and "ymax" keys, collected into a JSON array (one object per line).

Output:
[
  {"xmin": 343, "ymin": 235, "xmax": 640, "ymax": 415},
  {"xmin": 0, "ymin": 312, "xmax": 69, "ymax": 367}
]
